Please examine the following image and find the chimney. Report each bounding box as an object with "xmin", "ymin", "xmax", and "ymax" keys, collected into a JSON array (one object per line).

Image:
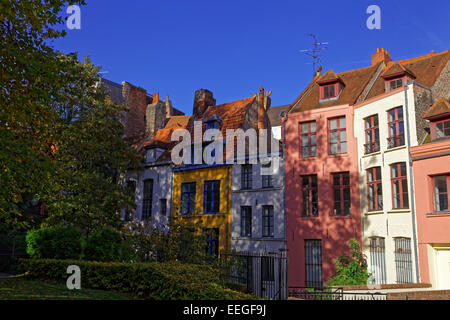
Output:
[
  {"xmin": 165, "ymin": 94, "xmax": 173, "ymax": 119},
  {"xmin": 121, "ymin": 81, "xmax": 147, "ymax": 137},
  {"xmin": 371, "ymin": 47, "xmax": 392, "ymax": 66},
  {"xmin": 153, "ymin": 92, "xmax": 159, "ymax": 103},
  {"xmin": 193, "ymin": 89, "xmax": 215, "ymax": 120},
  {"xmin": 264, "ymin": 91, "xmax": 272, "ymax": 110},
  {"xmin": 258, "ymin": 86, "xmax": 265, "ymax": 130}
]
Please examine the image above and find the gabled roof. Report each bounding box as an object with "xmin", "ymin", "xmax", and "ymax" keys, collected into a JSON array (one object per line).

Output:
[
  {"xmin": 290, "ymin": 63, "xmax": 381, "ymax": 113},
  {"xmin": 200, "ymin": 96, "xmax": 256, "ymax": 137},
  {"xmin": 165, "ymin": 115, "xmax": 192, "ymax": 129},
  {"xmin": 381, "ymin": 62, "xmax": 416, "ymax": 79},
  {"xmin": 365, "ymin": 49, "xmax": 450, "ymax": 99},
  {"xmin": 267, "ymin": 105, "xmax": 290, "ymax": 127},
  {"xmin": 423, "ymin": 97, "xmax": 450, "ymax": 120},
  {"xmin": 316, "ymin": 70, "xmax": 342, "ymax": 84}
]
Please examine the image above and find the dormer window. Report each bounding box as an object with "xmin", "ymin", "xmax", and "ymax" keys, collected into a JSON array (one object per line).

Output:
[
  {"xmin": 389, "ymin": 78, "xmax": 403, "ymax": 91},
  {"xmin": 435, "ymin": 119, "xmax": 450, "ymax": 139},
  {"xmin": 145, "ymin": 147, "xmax": 165, "ymax": 163},
  {"xmin": 323, "ymin": 84, "xmax": 336, "ymax": 99},
  {"xmin": 206, "ymin": 120, "xmax": 220, "ymax": 130}
]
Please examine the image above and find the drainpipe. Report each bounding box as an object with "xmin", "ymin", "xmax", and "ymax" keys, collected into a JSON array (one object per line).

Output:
[
  {"xmin": 225, "ymin": 166, "xmax": 230, "ymax": 253},
  {"xmin": 403, "ymin": 83, "xmax": 421, "ymax": 283},
  {"xmin": 281, "ymin": 113, "xmax": 288, "ymax": 251}
]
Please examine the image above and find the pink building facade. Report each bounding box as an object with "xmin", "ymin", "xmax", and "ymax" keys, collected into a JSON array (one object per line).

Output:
[
  {"xmin": 410, "ymin": 99, "xmax": 450, "ymax": 289},
  {"xmin": 284, "ymin": 104, "xmax": 362, "ymax": 287}
]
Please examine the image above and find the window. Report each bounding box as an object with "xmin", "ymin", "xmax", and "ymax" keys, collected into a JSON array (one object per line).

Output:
[
  {"xmin": 302, "ymin": 175, "xmax": 318, "ymax": 217},
  {"xmin": 241, "ymin": 164, "xmax": 252, "ymax": 189},
  {"xmin": 204, "ymin": 228, "xmax": 219, "ymax": 257},
  {"xmin": 180, "ymin": 182, "xmax": 196, "ymax": 215},
  {"xmin": 367, "ymin": 167, "xmax": 383, "ymax": 211},
  {"xmin": 389, "ymin": 78, "xmax": 403, "ymax": 91},
  {"xmin": 434, "ymin": 175, "xmax": 450, "ymax": 212},
  {"xmin": 391, "ymin": 163, "xmax": 409, "ymax": 209},
  {"xmin": 240, "ymin": 206, "xmax": 252, "ymax": 237},
  {"xmin": 369, "ymin": 237, "xmax": 387, "ymax": 285},
  {"xmin": 206, "ymin": 120, "xmax": 220, "ymax": 130},
  {"xmin": 364, "ymin": 115, "xmax": 380, "ymax": 154},
  {"xmin": 321, "ymin": 84, "xmax": 337, "ymax": 99},
  {"xmin": 204, "ymin": 180, "xmax": 220, "ymax": 213},
  {"xmin": 261, "ymin": 257, "xmax": 275, "ymax": 282},
  {"xmin": 387, "ymin": 107, "xmax": 405, "ymax": 148},
  {"xmin": 262, "ymin": 162, "xmax": 273, "ymax": 188},
  {"xmin": 329, "ymin": 116, "xmax": 347, "ymax": 154},
  {"xmin": 125, "ymin": 180, "xmax": 136, "ymax": 221},
  {"xmin": 305, "ymin": 240, "xmax": 322, "ymax": 288},
  {"xmin": 332, "ymin": 172, "xmax": 351, "ymax": 216},
  {"xmin": 142, "ymin": 179, "xmax": 153, "ymax": 220},
  {"xmin": 262, "ymin": 206, "xmax": 274, "ymax": 237},
  {"xmin": 394, "ymin": 237, "xmax": 413, "ymax": 284},
  {"xmin": 300, "ymin": 121, "xmax": 317, "ymax": 158},
  {"xmin": 160, "ymin": 199, "xmax": 167, "ymax": 216},
  {"xmin": 436, "ymin": 119, "xmax": 450, "ymax": 139}
]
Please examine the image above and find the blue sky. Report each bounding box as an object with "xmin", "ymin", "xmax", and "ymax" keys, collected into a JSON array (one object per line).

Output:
[{"xmin": 52, "ymin": 0, "xmax": 449, "ymax": 114}]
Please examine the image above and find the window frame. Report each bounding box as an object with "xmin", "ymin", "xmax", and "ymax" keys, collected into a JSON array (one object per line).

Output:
[
  {"xmin": 332, "ymin": 172, "xmax": 351, "ymax": 216},
  {"xmin": 367, "ymin": 167, "xmax": 383, "ymax": 212},
  {"xmin": 142, "ymin": 179, "xmax": 153, "ymax": 220},
  {"xmin": 241, "ymin": 164, "xmax": 253, "ymax": 190},
  {"xmin": 203, "ymin": 180, "xmax": 220, "ymax": 214},
  {"xmin": 328, "ymin": 116, "xmax": 347, "ymax": 155},
  {"xmin": 240, "ymin": 206, "xmax": 252, "ymax": 237},
  {"xmin": 180, "ymin": 182, "xmax": 196, "ymax": 215},
  {"xmin": 320, "ymin": 83, "xmax": 338, "ymax": 100},
  {"xmin": 387, "ymin": 107, "xmax": 405, "ymax": 149},
  {"xmin": 160, "ymin": 198, "xmax": 167, "ymax": 216},
  {"xmin": 433, "ymin": 175, "xmax": 450, "ymax": 212},
  {"xmin": 300, "ymin": 121, "xmax": 317, "ymax": 158},
  {"xmin": 391, "ymin": 162, "xmax": 409, "ymax": 209},
  {"xmin": 364, "ymin": 114, "xmax": 380, "ymax": 154},
  {"xmin": 435, "ymin": 119, "xmax": 450, "ymax": 139},
  {"xmin": 262, "ymin": 162, "xmax": 274, "ymax": 188},
  {"xmin": 262, "ymin": 205, "xmax": 274, "ymax": 237},
  {"xmin": 301, "ymin": 175, "xmax": 318, "ymax": 217}
]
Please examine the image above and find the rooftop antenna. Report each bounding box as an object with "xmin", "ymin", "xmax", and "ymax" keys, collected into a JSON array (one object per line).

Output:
[{"xmin": 299, "ymin": 34, "xmax": 328, "ymax": 77}]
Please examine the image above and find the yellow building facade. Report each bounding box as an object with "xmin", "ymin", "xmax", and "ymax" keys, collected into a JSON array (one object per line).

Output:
[{"xmin": 172, "ymin": 165, "xmax": 233, "ymax": 254}]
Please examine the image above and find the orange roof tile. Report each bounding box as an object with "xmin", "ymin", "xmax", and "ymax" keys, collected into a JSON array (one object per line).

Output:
[
  {"xmin": 165, "ymin": 115, "xmax": 192, "ymax": 129},
  {"xmin": 423, "ymin": 97, "xmax": 450, "ymax": 119}
]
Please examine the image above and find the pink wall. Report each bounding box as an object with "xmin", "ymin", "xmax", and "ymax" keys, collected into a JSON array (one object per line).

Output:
[
  {"xmin": 410, "ymin": 140, "xmax": 450, "ymax": 284},
  {"xmin": 284, "ymin": 104, "xmax": 362, "ymax": 287}
]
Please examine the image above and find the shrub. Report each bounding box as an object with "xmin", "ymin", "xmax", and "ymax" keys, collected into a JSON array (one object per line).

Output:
[
  {"xmin": 19, "ymin": 258, "xmax": 257, "ymax": 300},
  {"xmin": 82, "ymin": 229, "xmax": 135, "ymax": 262},
  {"xmin": 326, "ymin": 238, "xmax": 372, "ymax": 286},
  {"xmin": 25, "ymin": 225, "xmax": 83, "ymax": 260}
]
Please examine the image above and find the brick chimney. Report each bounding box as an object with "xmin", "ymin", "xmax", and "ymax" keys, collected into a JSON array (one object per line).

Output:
[
  {"xmin": 193, "ymin": 89, "xmax": 216, "ymax": 120},
  {"xmin": 121, "ymin": 81, "xmax": 147, "ymax": 137},
  {"xmin": 258, "ymin": 86, "xmax": 265, "ymax": 130},
  {"xmin": 146, "ymin": 92, "xmax": 166, "ymax": 137},
  {"xmin": 371, "ymin": 47, "xmax": 392, "ymax": 66},
  {"xmin": 165, "ymin": 94, "xmax": 173, "ymax": 119}
]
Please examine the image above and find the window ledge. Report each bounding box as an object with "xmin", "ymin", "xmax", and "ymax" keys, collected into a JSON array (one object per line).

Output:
[
  {"xmin": 362, "ymin": 151, "xmax": 381, "ymax": 158},
  {"xmin": 387, "ymin": 209, "xmax": 410, "ymax": 214},
  {"xmin": 365, "ymin": 210, "xmax": 384, "ymax": 215},
  {"xmin": 385, "ymin": 145, "xmax": 407, "ymax": 153},
  {"xmin": 332, "ymin": 215, "xmax": 352, "ymax": 219},
  {"xmin": 426, "ymin": 212, "xmax": 450, "ymax": 217}
]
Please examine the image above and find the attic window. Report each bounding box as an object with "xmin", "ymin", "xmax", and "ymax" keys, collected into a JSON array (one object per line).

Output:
[
  {"xmin": 319, "ymin": 82, "xmax": 341, "ymax": 101},
  {"xmin": 388, "ymin": 78, "xmax": 403, "ymax": 91},
  {"xmin": 323, "ymin": 85, "xmax": 335, "ymax": 98}
]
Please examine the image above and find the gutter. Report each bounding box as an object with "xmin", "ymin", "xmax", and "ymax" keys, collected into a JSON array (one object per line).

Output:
[{"xmin": 403, "ymin": 83, "xmax": 421, "ymax": 283}]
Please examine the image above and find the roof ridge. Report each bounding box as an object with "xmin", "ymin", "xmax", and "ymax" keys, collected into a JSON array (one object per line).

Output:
[{"xmin": 396, "ymin": 49, "xmax": 450, "ymax": 65}]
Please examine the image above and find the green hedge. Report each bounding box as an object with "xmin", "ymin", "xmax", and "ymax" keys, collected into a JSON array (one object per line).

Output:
[{"xmin": 19, "ymin": 259, "xmax": 256, "ymax": 300}]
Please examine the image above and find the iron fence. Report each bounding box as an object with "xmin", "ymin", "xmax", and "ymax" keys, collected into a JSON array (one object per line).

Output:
[{"xmin": 289, "ymin": 286, "xmax": 387, "ymax": 300}]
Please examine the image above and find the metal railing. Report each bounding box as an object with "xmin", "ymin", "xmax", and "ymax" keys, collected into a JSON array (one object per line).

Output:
[{"xmin": 289, "ymin": 286, "xmax": 387, "ymax": 300}]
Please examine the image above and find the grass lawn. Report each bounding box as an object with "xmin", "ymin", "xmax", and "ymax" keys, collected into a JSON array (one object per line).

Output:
[{"xmin": 0, "ymin": 278, "xmax": 136, "ymax": 300}]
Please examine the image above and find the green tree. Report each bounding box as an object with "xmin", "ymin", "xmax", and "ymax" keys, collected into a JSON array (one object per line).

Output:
[
  {"xmin": 327, "ymin": 238, "xmax": 372, "ymax": 286},
  {"xmin": 0, "ymin": 0, "xmax": 86, "ymax": 229},
  {"xmin": 40, "ymin": 54, "xmax": 142, "ymax": 231}
]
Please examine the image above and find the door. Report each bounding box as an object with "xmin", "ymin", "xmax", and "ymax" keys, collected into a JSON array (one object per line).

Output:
[{"xmin": 436, "ymin": 249, "xmax": 450, "ymax": 290}]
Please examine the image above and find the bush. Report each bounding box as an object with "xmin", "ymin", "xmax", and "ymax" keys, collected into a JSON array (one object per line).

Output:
[
  {"xmin": 19, "ymin": 258, "xmax": 257, "ymax": 300},
  {"xmin": 25, "ymin": 225, "xmax": 83, "ymax": 260},
  {"xmin": 82, "ymin": 229, "xmax": 135, "ymax": 262},
  {"xmin": 326, "ymin": 238, "xmax": 372, "ymax": 286}
]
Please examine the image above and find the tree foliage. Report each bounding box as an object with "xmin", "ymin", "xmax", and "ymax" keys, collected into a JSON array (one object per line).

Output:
[
  {"xmin": 326, "ymin": 238, "xmax": 372, "ymax": 286},
  {"xmin": 1, "ymin": 1, "xmax": 142, "ymax": 231}
]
